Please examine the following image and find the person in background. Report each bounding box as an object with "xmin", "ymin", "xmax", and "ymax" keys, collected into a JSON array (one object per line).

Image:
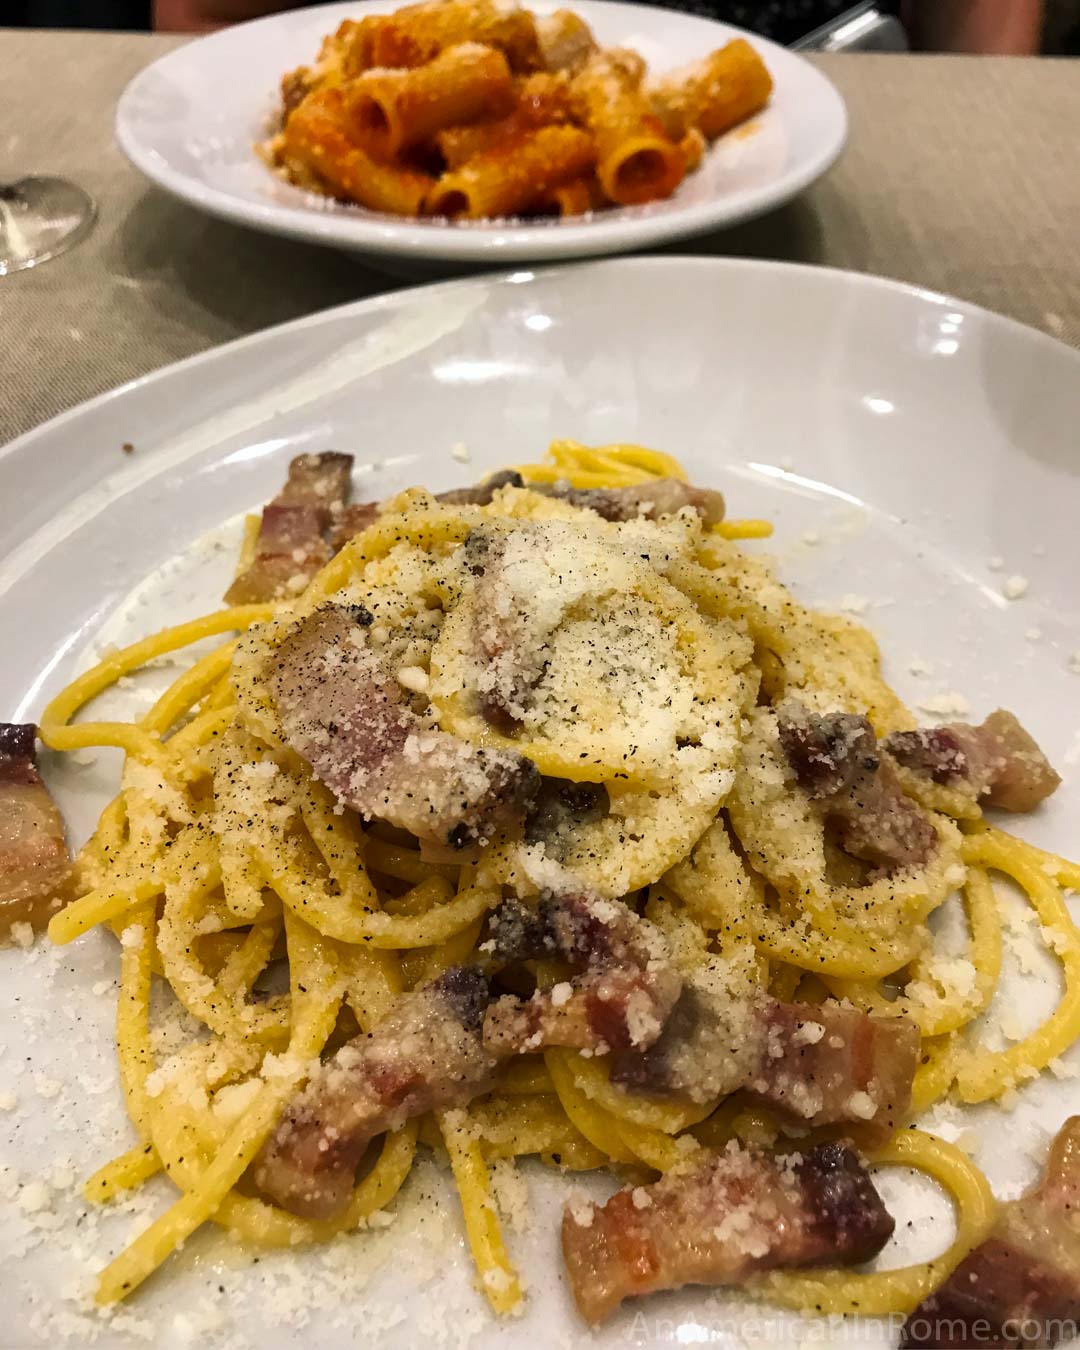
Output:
[
  {"xmin": 152, "ymin": 0, "xmax": 1046, "ymax": 51},
  {"xmin": 902, "ymin": 0, "xmax": 1045, "ymax": 53}
]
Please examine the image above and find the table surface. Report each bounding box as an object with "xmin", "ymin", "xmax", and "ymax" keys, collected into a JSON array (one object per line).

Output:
[{"xmin": 2, "ymin": 29, "xmax": 1079, "ymax": 443}]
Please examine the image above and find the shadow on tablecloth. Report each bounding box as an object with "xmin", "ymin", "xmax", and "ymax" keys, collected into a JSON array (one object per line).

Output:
[
  {"xmin": 112, "ymin": 187, "xmax": 393, "ymax": 339},
  {"xmin": 111, "ymin": 183, "xmax": 836, "ymax": 323}
]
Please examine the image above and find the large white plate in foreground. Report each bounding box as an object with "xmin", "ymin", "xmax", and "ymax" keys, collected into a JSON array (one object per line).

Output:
[
  {"xmin": 115, "ymin": 0, "xmax": 846, "ymax": 263},
  {"xmin": 2, "ymin": 258, "xmax": 1079, "ymax": 1350}
]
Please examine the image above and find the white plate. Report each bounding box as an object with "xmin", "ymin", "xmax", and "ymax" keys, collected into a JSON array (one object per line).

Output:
[
  {"xmin": 114, "ymin": 0, "xmax": 846, "ymax": 264},
  {"xmin": 2, "ymin": 257, "xmax": 1079, "ymax": 1350}
]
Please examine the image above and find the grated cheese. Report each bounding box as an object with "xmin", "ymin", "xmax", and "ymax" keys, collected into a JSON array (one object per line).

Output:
[
  {"xmin": 10, "ymin": 921, "xmax": 35, "ymax": 950},
  {"xmin": 1002, "ymin": 574, "xmax": 1029, "ymax": 600},
  {"xmin": 396, "ymin": 665, "xmax": 429, "ymax": 694},
  {"xmin": 566, "ymin": 1191, "xmax": 595, "ymax": 1228},
  {"xmin": 917, "ymin": 691, "xmax": 970, "ymax": 719}
]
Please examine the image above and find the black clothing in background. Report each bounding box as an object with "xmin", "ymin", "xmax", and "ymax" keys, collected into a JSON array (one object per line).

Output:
[
  {"xmin": 647, "ymin": 0, "xmax": 876, "ymax": 44},
  {"xmin": 8, "ymin": 1, "xmax": 151, "ymax": 26},
  {"xmin": 5, "ymin": 0, "xmax": 881, "ymax": 41}
]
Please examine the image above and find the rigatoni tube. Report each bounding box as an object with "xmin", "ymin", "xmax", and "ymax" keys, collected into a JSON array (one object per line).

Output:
[
  {"xmin": 348, "ymin": 42, "xmax": 515, "ymax": 157},
  {"xmin": 425, "ymin": 123, "xmax": 595, "ymax": 218}
]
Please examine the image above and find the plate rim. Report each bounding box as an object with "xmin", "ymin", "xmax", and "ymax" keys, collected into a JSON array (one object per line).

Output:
[
  {"xmin": 114, "ymin": 0, "xmax": 848, "ymax": 263},
  {"xmin": 5, "ymin": 254, "xmax": 1079, "ymax": 467},
  {"xmin": 3, "ymin": 248, "xmax": 1080, "ymax": 1350}
]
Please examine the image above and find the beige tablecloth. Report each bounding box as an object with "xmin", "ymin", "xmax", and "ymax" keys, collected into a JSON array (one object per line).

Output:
[{"xmin": 2, "ymin": 30, "xmax": 1078, "ymax": 442}]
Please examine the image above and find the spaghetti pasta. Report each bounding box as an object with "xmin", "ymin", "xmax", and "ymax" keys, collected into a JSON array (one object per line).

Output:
[{"xmin": 25, "ymin": 438, "xmax": 1079, "ymax": 1334}]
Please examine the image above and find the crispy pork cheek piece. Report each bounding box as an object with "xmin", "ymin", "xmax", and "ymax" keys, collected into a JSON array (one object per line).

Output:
[
  {"xmin": 524, "ymin": 778, "xmax": 610, "ymax": 855},
  {"xmin": 777, "ymin": 702, "xmax": 937, "ymax": 871},
  {"xmin": 326, "ymin": 501, "xmax": 380, "ymax": 552},
  {"xmin": 885, "ymin": 709, "xmax": 1061, "ymax": 813},
  {"xmin": 482, "ymin": 893, "xmax": 682, "ymax": 1055},
  {"xmin": 0, "ymin": 723, "xmax": 73, "ymax": 940},
  {"xmin": 611, "ymin": 986, "xmax": 918, "ymax": 1137},
  {"xmin": 323, "ymin": 471, "xmax": 533, "ymax": 557},
  {"xmin": 532, "ymin": 477, "xmax": 725, "ymax": 525},
  {"xmin": 610, "ymin": 982, "xmax": 761, "ymax": 1103},
  {"xmin": 460, "ymin": 526, "xmax": 540, "ymax": 735},
  {"xmin": 255, "ymin": 967, "xmax": 498, "ymax": 1219},
  {"xmin": 272, "ymin": 605, "xmax": 539, "ymax": 846},
  {"xmin": 225, "ymin": 452, "xmax": 353, "ymax": 604},
  {"xmin": 436, "ymin": 469, "xmax": 526, "ymax": 506},
  {"xmin": 745, "ymin": 1002, "xmax": 919, "ymax": 1139},
  {"xmin": 327, "ymin": 475, "xmax": 515, "ymax": 553},
  {"xmin": 902, "ymin": 1116, "xmax": 1080, "ymax": 1349},
  {"xmin": 562, "ymin": 1140, "xmax": 895, "ymax": 1325}
]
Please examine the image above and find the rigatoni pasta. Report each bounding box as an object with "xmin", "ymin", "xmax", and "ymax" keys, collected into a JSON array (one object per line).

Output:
[
  {"xmin": 424, "ymin": 123, "xmax": 594, "ymax": 218},
  {"xmin": 280, "ymin": 88, "xmax": 433, "ymax": 216},
  {"xmin": 348, "ymin": 42, "xmax": 515, "ymax": 156},
  {"xmin": 262, "ymin": 0, "xmax": 774, "ymax": 221},
  {"xmin": 529, "ymin": 173, "xmax": 605, "ymax": 218},
  {"xmin": 535, "ymin": 8, "xmax": 597, "ymax": 74},
  {"xmin": 649, "ymin": 37, "xmax": 776, "ymax": 140},
  {"xmin": 569, "ymin": 50, "xmax": 684, "ymax": 207},
  {"xmin": 435, "ymin": 72, "xmax": 572, "ymax": 167},
  {"xmin": 347, "ymin": 0, "xmax": 543, "ymax": 73}
]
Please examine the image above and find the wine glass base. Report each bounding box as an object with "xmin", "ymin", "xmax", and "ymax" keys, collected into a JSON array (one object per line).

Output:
[{"xmin": 0, "ymin": 177, "xmax": 98, "ymax": 275}]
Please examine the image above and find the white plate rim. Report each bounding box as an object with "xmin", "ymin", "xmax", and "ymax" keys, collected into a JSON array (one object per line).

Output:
[
  {"xmin": 114, "ymin": 0, "xmax": 848, "ymax": 263},
  {"xmin": 4, "ymin": 253, "xmax": 1080, "ymax": 1350},
  {"xmin": 5, "ymin": 254, "xmax": 1078, "ymax": 468}
]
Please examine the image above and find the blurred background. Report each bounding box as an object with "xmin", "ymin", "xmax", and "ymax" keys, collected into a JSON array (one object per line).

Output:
[{"xmin": 6, "ymin": 0, "xmax": 1080, "ymax": 52}]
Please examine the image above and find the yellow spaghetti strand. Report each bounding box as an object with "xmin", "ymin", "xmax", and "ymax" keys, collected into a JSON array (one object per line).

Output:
[
  {"xmin": 363, "ymin": 836, "xmax": 458, "ymax": 884},
  {"xmin": 236, "ymin": 513, "xmax": 261, "ymax": 575},
  {"xmin": 142, "ymin": 641, "xmax": 239, "ymax": 738},
  {"xmin": 910, "ymin": 865, "xmax": 1001, "ymax": 1037},
  {"xmin": 566, "ymin": 1051, "xmax": 716, "ymax": 1134},
  {"xmin": 40, "ymin": 606, "xmax": 272, "ymax": 736},
  {"xmin": 115, "ymin": 902, "xmax": 157, "ymax": 1136},
  {"xmin": 713, "ymin": 519, "xmax": 773, "ymax": 540},
  {"xmin": 97, "ymin": 1086, "xmax": 286, "ymax": 1303},
  {"xmin": 438, "ymin": 1110, "xmax": 523, "ymax": 1315},
  {"xmin": 955, "ymin": 833, "xmax": 1080, "ymax": 1103},
  {"xmin": 492, "ymin": 1060, "xmax": 554, "ymax": 1096},
  {"xmin": 909, "ymin": 1035, "xmax": 961, "ymax": 1116},
  {"xmin": 96, "ymin": 913, "xmax": 343, "ymax": 1303},
  {"xmin": 262, "ymin": 846, "xmax": 499, "ymax": 949},
  {"xmin": 48, "ymin": 876, "xmax": 163, "ymax": 946},
  {"xmin": 827, "ymin": 865, "xmax": 1002, "ymax": 1039},
  {"xmin": 544, "ymin": 1051, "xmax": 638, "ymax": 1166},
  {"xmin": 84, "ymin": 1144, "xmax": 163, "ymax": 1203},
  {"xmin": 985, "ymin": 831, "xmax": 1080, "ymax": 894},
  {"xmin": 513, "ymin": 440, "xmax": 689, "ymax": 488}
]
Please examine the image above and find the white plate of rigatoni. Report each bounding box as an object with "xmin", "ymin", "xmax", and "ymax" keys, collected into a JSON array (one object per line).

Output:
[{"xmin": 115, "ymin": 0, "xmax": 847, "ymax": 263}]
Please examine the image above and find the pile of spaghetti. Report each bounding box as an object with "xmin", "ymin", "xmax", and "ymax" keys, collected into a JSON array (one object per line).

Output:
[{"xmin": 39, "ymin": 442, "xmax": 1080, "ymax": 1323}]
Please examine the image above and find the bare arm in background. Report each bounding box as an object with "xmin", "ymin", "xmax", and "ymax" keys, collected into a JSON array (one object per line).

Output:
[
  {"xmin": 905, "ymin": 0, "xmax": 1044, "ymax": 53},
  {"xmin": 153, "ymin": 0, "xmax": 298, "ymax": 31},
  {"xmin": 155, "ymin": 0, "xmax": 1045, "ymax": 53}
]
